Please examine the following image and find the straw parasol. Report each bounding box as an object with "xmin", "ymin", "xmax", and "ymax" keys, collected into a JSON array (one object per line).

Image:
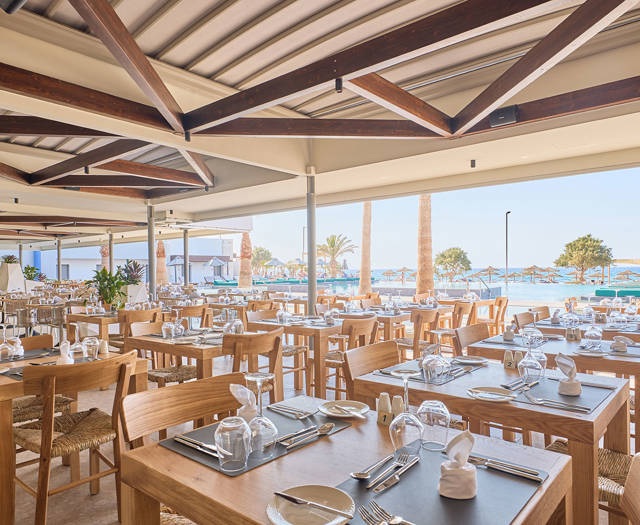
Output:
[
  {"xmin": 480, "ymin": 265, "xmax": 500, "ymax": 282},
  {"xmin": 523, "ymin": 265, "xmax": 544, "ymax": 283},
  {"xmin": 504, "ymin": 272, "xmax": 520, "ymax": 282},
  {"xmin": 382, "ymin": 270, "xmax": 397, "ymax": 281}
]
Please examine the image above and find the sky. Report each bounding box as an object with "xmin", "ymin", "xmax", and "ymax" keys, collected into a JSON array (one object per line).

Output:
[{"xmin": 242, "ymin": 166, "xmax": 640, "ymax": 270}]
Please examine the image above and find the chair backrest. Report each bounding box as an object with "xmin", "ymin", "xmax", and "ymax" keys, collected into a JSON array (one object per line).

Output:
[
  {"xmin": 223, "ymin": 328, "xmax": 284, "ymax": 402},
  {"xmin": 452, "ymin": 302, "xmax": 473, "ymax": 329},
  {"xmin": 621, "ymin": 453, "xmax": 640, "ymax": 523},
  {"xmin": 121, "ymin": 372, "xmax": 244, "ymax": 446},
  {"xmin": 19, "ymin": 334, "xmax": 54, "ymax": 351},
  {"xmin": 317, "ymin": 295, "xmax": 335, "ymax": 305},
  {"xmin": 514, "ymin": 311, "xmax": 534, "ymax": 330},
  {"xmin": 173, "ymin": 304, "xmax": 207, "ymax": 322},
  {"xmin": 248, "ymin": 300, "xmax": 273, "ymax": 311},
  {"xmin": 341, "ymin": 316, "xmax": 378, "ymax": 349},
  {"xmin": 246, "ymin": 309, "xmax": 277, "ymax": 322},
  {"xmin": 495, "ymin": 297, "xmax": 509, "ymax": 323},
  {"xmin": 409, "ymin": 309, "xmax": 439, "ymax": 352},
  {"xmin": 343, "ymin": 341, "xmax": 400, "ymax": 399},
  {"xmin": 529, "ymin": 306, "xmax": 550, "ymax": 320},
  {"xmin": 453, "ymin": 323, "xmax": 490, "ymax": 357},
  {"xmin": 360, "ymin": 298, "xmax": 374, "ymax": 310},
  {"xmin": 315, "ymin": 303, "xmax": 329, "ymax": 315},
  {"xmin": 119, "ymin": 308, "xmax": 161, "ymax": 337},
  {"xmin": 70, "ymin": 305, "xmax": 85, "ymax": 314},
  {"xmin": 130, "ymin": 321, "xmax": 163, "ymax": 337}
]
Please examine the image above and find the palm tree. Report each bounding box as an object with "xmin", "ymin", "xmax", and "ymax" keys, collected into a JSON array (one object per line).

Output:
[
  {"xmin": 358, "ymin": 201, "xmax": 372, "ymax": 294},
  {"xmin": 416, "ymin": 194, "xmax": 434, "ymax": 294},
  {"xmin": 317, "ymin": 234, "xmax": 356, "ymax": 278},
  {"xmin": 251, "ymin": 246, "xmax": 272, "ymax": 276}
]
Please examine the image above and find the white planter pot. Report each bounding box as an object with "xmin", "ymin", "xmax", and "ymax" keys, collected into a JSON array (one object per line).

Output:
[
  {"xmin": 0, "ymin": 263, "xmax": 25, "ymax": 293},
  {"xmin": 126, "ymin": 283, "xmax": 148, "ymax": 303},
  {"xmin": 25, "ymin": 280, "xmax": 43, "ymax": 293}
]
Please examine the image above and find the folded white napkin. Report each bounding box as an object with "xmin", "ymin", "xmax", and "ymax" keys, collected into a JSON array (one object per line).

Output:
[
  {"xmin": 556, "ymin": 353, "xmax": 581, "ymax": 396},
  {"xmin": 503, "ymin": 324, "xmax": 515, "ymax": 341},
  {"xmin": 439, "ymin": 431, "xmax": 477, "ymax": 499},
  {"xmin": 611, "ymin": 335, "xmax": 633, "ymax": 352},
  {"xmin": 551, "ymin": 309, "xmax": 561, "ymax": 324},
  {"xmin": 56, "ymin": 341, "xmax": 73, "ymax": 365},
  {"xmin": 229, "ymin": 384, "xmax": 257, "ymax": 422}
]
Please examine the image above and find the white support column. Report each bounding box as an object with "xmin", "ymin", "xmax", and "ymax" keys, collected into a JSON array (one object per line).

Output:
[
  {"xmin": 56, "ymin": 239, "xmax": 61, "ymax": 281},
  {"xmin": 18, "ymin": 244, "xmax": 23, "ymax": 267},
  {"xmin": 183, "ymin": 229, "xmax": 190, "ymax": 285},
  {"xmin": 108, "ymin": 232, "xmax": 114, "ymax": 273},
  {"xmin": 306, "ymin": 170, "xmax": 317, "ymax": 315},
  {"xmin": 147, "ymin": 205, "xmax": 156, "ymax": 300}
]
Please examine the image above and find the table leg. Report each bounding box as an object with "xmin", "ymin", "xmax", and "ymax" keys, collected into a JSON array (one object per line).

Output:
[
  {"xmin": 604, "ymin": 399, "xmax": 630, "ymax": 454},
  {"xmin": 313, "ymin": 334, "xmax": 328, "ymax": 399},
  {"xmin": 567, "ymin": 439, "xmax": 598, "ymax": 525},
  {"xmin": 293, "ymin": 334, "xmax": 303, "ymax": 390},
  {"xmin": 196, "ymin": 358, "xmax": 214, "ymax": 427},
  {"xmin": 128, "ymin": 371, "xmax": 148, "ymax": 448},
  {"xmin": 0, "ymin": 399, "xmax": 15, "ymax": 525},
  {"xmin": 635, "ymin": 378, "xmax": 640, "ymax": 454},
  {"xmin": 121, "ymin": 483, "xmax": 160, "ymax": 525},
  {"xmin": 383, "ymin": 321, "xmax": 391, "ymax": 341}
]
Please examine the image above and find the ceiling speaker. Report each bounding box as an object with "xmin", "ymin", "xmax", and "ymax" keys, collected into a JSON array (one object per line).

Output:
[{"xmin": 0, "ymin": 0, "xmax": 27, "ymax": 13}]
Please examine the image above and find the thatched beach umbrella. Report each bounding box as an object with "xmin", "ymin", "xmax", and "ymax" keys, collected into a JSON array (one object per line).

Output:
[
  {"xmin": 382, "ymin": 270, "xmax": 397, "ymax": 281},
  {"xmin": 504, "ymin": 272, "xmax": 520, "ymax": 283},
  {"xmin": 523, "ymin": 265, "xmax": 544, "ymax": 283},
  {"xmin": 480, "ymin": 265, "xmax": 500, "ymax": 282}
]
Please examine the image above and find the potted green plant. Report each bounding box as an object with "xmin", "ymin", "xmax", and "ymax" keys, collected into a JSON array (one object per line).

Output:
[
  {"xmin": 86, "ymin": 268, "xmax": 126, "ymax": 310},
  {"xmin": 118, "ymin": 259, "xmax": 147, "ymax": 303},
  {"xmin": 0, "ymin": 254, "xmax": 24, "ymax": 292},
  {"xmin": 22, "ymin": 265, "xmax": 43, "ymax": 293}
]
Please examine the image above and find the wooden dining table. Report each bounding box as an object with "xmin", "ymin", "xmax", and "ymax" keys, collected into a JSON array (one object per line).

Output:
[
  {"xmin": 468, "ymin": 334, "xmax": 640, "ymax": 452},
  {"xmin": 66, "ymin": 311, "xmax": 122, "ymax": 340},
  {"xmin": 0, "ymin": 351, "xmax": 149, "ymax": 524},
  {"xmin": 374, "ymin": 305, "xmax": 454, "ymax": 341},
  {"xmin": 353, "ymin": 362, "xmax": 628, "ymax": 525},
  {"xmin": 120, "ymin": 398, "xmax": 572, "ymax": 525}
]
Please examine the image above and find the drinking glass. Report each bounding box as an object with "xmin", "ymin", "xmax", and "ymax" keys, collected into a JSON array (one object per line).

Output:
[
  {"xmin": 625, "ymin": 302, "xmax": 638, "ymax": 317},
  {"xmin": 421, "ymin": 343, "xmax": 449, "ymax": 383},
  {"xmin": 388, "ymin": 368, "xmax": 424, "ymax": 454},
  {"xmin": 583, "ymin": 324, "xmax": 603, "ymax": 350},
  {"xmin": 518, "ymin": 328, "xmax": 545, "ymax": 382},
  {"xmin": 214, "ymin": 416, "xmax": 251, "ymax": 473},
  {"xmin": 82, "ymin": 337, "xmax": 100, "ymax": 360},
  {"xmin": 417, "ymin": 400, "xmax": 450, "ymax": 451},
  {"xmin": 0, "ymin": 324, "xmax": 12, "ymax": 359},
  {"xmin": 245, "ymin": 372, "xmax": 278, "ymax": 459},
  {"xmin": 161, "ymin": 321, "xmax": 175, "ymax": 342},
  {"xmin": 70, "ymin": 340, "xmax": 86, "ymax": 360},
  {"xmin": 583, "ymin": 306, "xmax": 594, "ymax": 323}
]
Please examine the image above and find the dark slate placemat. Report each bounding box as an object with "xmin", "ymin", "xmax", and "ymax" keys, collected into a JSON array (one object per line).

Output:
[
  {"xmin": 337, "ymin": 445, "xmax": 548, "ymax": 525},
  {"xmin": 159, "ymin": 407, "xmax": 352, "ymax": 477},
  {"xmin": 0, "ymin": 347, "xmax": 59, "ymax": 365},
  {"xmin": 514, "ymin": 376, "xmax": 613, "ymax": 413},
  {"xmin": 484, "ymin": 335, "xmax": 551, "ymax": 349},
  {"xmin": 375, "ymin": 360, "xmax": 482, "ymax": 386}
]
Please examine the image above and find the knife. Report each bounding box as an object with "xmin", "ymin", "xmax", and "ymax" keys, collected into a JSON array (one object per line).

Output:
[
  {"xmin": 276, "ymin": 425, "xmax": 317, "ymax": 443},
  {"xmin": 274, "ymin": 492, "xmax": 354, "ymax": 519},
  {"xmin": 174, "ymin": 436, "xmax": 219, "ymax": 459},
  {"xmin": 546, "ymin": 377, "xmax": 616, "ymax": 390},
  {"xmin": 373, "ymin": 456, "xmax": 420, "ymax": 494}
]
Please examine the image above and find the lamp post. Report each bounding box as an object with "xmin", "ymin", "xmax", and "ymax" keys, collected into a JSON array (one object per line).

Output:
[{"xmin": 505, "ymin": 211, "xmax": 511, "ymax": 294}]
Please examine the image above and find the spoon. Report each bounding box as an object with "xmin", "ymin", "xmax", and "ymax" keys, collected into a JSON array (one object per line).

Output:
[
  {"xmin": 350, "ymin": 454, "xmax": 394, "ymax": 480},
  {"xmin": 285, "ymin": 423, "xmax": 334, "ymax": 449}
]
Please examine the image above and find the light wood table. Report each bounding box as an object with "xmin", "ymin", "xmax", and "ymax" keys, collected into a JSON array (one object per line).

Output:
[
  {"xmin": 528, "ymin": 319, "xmax": 640, "ymax": 340},
  {"xmin": 468, "ymin": 335, "xmax": 640, "ymax": 452},
  {"xmin": 353, "ymin": 362, "xmax": 628, "ymax": 525},
  {"xmin": 121, "ymin": 402, "xmax": 572, "ymax": 525},
  {"xmin": 0, "ymin": 351, "xmax": 148, "ymax": 524},
  {"xmin": 248, "ymin": 319, "xmax": 342, "ymax": 398},
  {"xmin": 66, "ymin": 312, "xmax": 121, "ymax": 340},
  {"xmin": 272, "ymin": 297, "xmax": 308, "ymax": 315}
]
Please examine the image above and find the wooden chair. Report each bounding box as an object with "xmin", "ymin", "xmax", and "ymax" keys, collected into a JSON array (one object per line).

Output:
[
  {"xmin": 514, "ymin": 311, "xmax": 535, "ymax": 331},
  {"xmin": 222, "ymin": 328, "xmax": 284, "ymax": 404},
  {"xmin": 248, "ymin": 300, "xmax": 273, "ymax": 311},
  {"xmin": 366, "ymin": 292, "xmax": 381, "ymax": 305},
  {"xmin": 529, "ymin": 305, "xmax": 551, "ymax": 320},
  {"xmin": 452, "ymin": 323, "xmax": 490, "ymax": 357},
  {"xmin": 476, "ymin": 297, "xmax": 509, "ymax": 335},
  {"xmin": 343, "ymin": 341, "xmax": 400, "ymax": 399},
  {"xmin": 170, "ymin": 304, "xmax": 208, "ymax": 329},
  {"xmin": 412, "ymin": 292, "xmax": 433, "ymax": 303},
  {"xmin": 315, "ymin": 303, "xmax": 329, "ymax": 316},
  {"xmin": 360, "ymin": 298, "xmax": 374, "ymax": 310},
  {"xmin": 14, "ymin": 352, "xmax": 136, "ymax": 524},
  {"xmin": 12, "ymin": 334, "xmax": 74, "ymax": 424},
  {"xmin": 432, "ymin": 302, "xmax": 474, "ymax": 351},
  {"xmin": 246, "ymin": 310, "xmax": 311, "ymax": 393},
  {"xmin": 110, "ymin": 308, "xmax": 161, "ymax": 351},
  {"xmin": 395, "ymin": 309, "xmax": 439, "ymax": 361}
]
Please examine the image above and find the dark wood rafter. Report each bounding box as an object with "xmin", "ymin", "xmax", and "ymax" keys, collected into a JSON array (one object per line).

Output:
[
  {"xmin": 0, "ymin": 161, "xmax": 29, "ymax": 184},
  {"xmin": 146, "ymin": 187, "xmax": 205, "ymax": 199},
  {"xmin": 96, "ymin": 159, "xmax": 205, "ymax": 186},
  {"xmin": 0, "ymin": 216, "xmax": 144, "ymax": 227},
  {"xmin": 177, "ymin": 150, "xmax": 214, "ymax": 186},
  {"xmin": 183, "ymin": 0, "xmax": 562, "ymax": 131},
  {"xmin": 345, "ymin": 73, "xmax": 452, "ymax": 136},
  {"xmin": 68, "ymin": 0, "xmax": 185, "ymax": 133},
  {"xmin": 0, "ymin": 116, "xmax": 117, "ymax": 137},
  {"xmin": 30, "ymin": 139, "xmax": 151, "ymax": 185},
  {"xmin": 198, "ymin": 118, "xmax": 440, "ymax": 138},
  {"xmin": 74, "ymin": 187, "xmax": 149, "ymax": 199},
  {"xmin": 42, "ymin": 175, "xmax": 198, "ymax": 188},
  {"xmin": 0, "ymin": 229, "xmax": 61, "ymax": 239},
  {"xmin": 0, "ymin": 62, "xmax": 169, "ymax": 130},
  {"xmin": 453, "ymin": 0, "xmax": 638, "ymax": 134}
]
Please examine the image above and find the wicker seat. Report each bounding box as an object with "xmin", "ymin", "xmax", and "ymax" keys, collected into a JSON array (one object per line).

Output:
[
  {"xmin": 12, "ymin": 394, "xmax": 74, "ymax": 424},
  {"xmin": 282, "ymin": 344, "xmax": 307, "ymax": 358},
  {"xmin": 546, "ymin": 440, "xmax": 633, "ymax": 507},
  {"xmin": 148, "ymin": 365, "xmax": 197, "ymax": 384},
  {"xmin": 15, "ymin": 408, "xmax": 115, "ymax": 457},
  {"xmin": 161, "ymin": 506, "xmax": 195, "ymax": 525},
  {"xmin": 395, "ymin": 337, "xmax": 435, "ymax": 352}
]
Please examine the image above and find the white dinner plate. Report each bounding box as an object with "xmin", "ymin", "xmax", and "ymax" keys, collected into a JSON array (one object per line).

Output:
[
  {"xmin": 319, "ymin": 400, "xmax": 369, "ymax": 419},
  {"xmin": 266, "ymin": 485, "xmax": 354, "ymax": 525},
  {"xmin": 467, "ymin": 386, "xmax": 516, "ymax": 402},
  {"xmin": 452, "ymin": 356, "xmax": 487, "ymax": 366},
  {"xmin": 575, "ymin": 350, "xmax": 607, "ymax": 357}
]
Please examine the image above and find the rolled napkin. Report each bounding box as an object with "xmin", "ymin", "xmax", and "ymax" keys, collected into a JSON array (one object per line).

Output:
[
  {"xmin": 57, "ymin": 340, "xmax": 73, "ymax": 365},
  {"xmin": 503, "ymin": 323, "xmax": 516, "ymax": 341},
  {"xmin": 551, "ymin": 309, "xmax": 561, "ymax": 325},
  {"xmin": 439, "ymin": 430, "xmax": 477, "ymax": 499},
  {"xmin": 611, "ymin": 335, "xmax": 633, "ymax": 353},
  {"xmin": 229, "ymin": 384, "xmax": 257, "ymax": 422},
  {"xmin": 556, "ymin": 353, "xmax": 581, "ymax": 396}
]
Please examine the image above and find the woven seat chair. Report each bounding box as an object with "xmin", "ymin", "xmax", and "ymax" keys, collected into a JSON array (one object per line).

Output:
[
  {"xmin": 120, "ymin": 372, "xmax": 245, "ymax": 525},
  {"xmin": 170, "ymin": 304, "xmax": 208, "ymax": 331},
  {"xmin": 546, "ymin": 440, "xmax": 640, "ymax": 521},
  {"xmin": 431, "ymin": 302, "xmax": 475, "ymax": 352},
  {"xmin": 110, "ymin": 308, "xmax": 161, "ymax": 353},
  {"xmin": 247, "ymin": 299, "xmax": 273, "ymax": 311},
  {"xmin": 246, "ymin": 310, "xmax": 311, "ymax": 393},
  {"xmin": 395, "ymin": 309, "xmax": 440, "ymax": 361},
  {"xmin": 476, "ymin": 297, "xmax": 509, "ymax": 336},
  {"xmin": 15, "ymin": 351, "xmax": 136, "ymax": 524},
  {"xmin": 11, "ymin": 335, "xmax": 74, "ymax": 424}
]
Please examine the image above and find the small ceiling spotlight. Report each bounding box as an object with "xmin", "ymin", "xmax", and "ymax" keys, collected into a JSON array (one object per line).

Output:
[
  {"xmin": 335, "ymin": 78, "xmax": 343, "ymax": 94},
  {"xmin": 470, "ymin": 159, "xmax": 476, "ymax": 168}
]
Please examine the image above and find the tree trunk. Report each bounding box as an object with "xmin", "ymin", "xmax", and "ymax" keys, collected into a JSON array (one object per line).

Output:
[
  {"xmin": 416, "ymin": 194, "xmax": 434, "ymax": 294},
  {"xmin": 359, "ymin": 201, "xmax": 372, "ymax": 295},
  {"xmin": 156, "ymin": 240, "xmax": 169, "ymax": 286},
  {"xmin": 238, "ymin": 232, "xmax": 252, "ymax": 289}
]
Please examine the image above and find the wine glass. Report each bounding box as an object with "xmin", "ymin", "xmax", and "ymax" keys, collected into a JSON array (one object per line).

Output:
[
  {"xmin": 245, "ymin": 372, "xmax": 278, "ymax": 459},
  {"xmin": 388, "ymin": 368, "xmax": 424, "ymax": 455},
  {"xmin": 214, "ymin": 416, "xmax": 251, "ymax": 473},
  {"xmin": 421, "ymin": 343, "xmax": 449, "ymax": 383},
  {"xmin": 583, "ymin": 305, "xmax": 594, "ymax": 324},
  {"xmin": 583, "ymin": 324, "xmax": 603, "ymax": 351},
  {"xmin": 82, "ymin": 337, "xmax": 100, "ymax": 361},
  {"xmin": 161, "ymin": 321, "xmax": 175, "ymax": 342},
  {"xmin": 417, "ymin": 400, "xmax": 450, "ymax": 451},
  {"xmin": 518, "ymin": 328, "xmax": 545, "ymax": 382}
]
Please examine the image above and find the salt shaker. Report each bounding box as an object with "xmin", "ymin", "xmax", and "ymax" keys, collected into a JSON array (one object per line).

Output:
[
  {"xmin": 503, "ymin": 350, "xmax": 515, "ymax": 369},
  {"xmin": 98, "ymin": 339, "xmax": 110, "ymax": 356},
  {"xmin": 377, "ymin": 393, "xmax": 393, "ymax": 426},
  {"xmin": 391, "ymin": 395, "xmax": 404, "ymax": 418}
]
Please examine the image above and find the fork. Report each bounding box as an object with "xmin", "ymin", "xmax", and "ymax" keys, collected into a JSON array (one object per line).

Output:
[
  {"xmin": 366, "ymin": 452, "xmax": 409, "ymax": 489},
  {"xmin": 523, "ymin": 391, "xmax": 590, "ymax": 412},
  {"xmin": 369, "ymin": 500, "xmax": 416, "ymax": 525},
  {"xmin": 358, "ymin": 506, "xmax": 382, "ymax": 525}
]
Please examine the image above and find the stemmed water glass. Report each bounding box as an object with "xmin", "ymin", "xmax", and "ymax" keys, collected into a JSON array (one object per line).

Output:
[
  {"xmin": 388, "ymin": 368, "xmax": 424, "ymax": 455},
  {"xmin": 245, "ymin": 372, "xmax": 278, "ymax": 459},
  {"xmin": 0, "ymin": 324, "xmax": 12, "ymax": 358},
  {"xmin": 518, "ymin": 327, "xmax": 545, "ymax": 382}
]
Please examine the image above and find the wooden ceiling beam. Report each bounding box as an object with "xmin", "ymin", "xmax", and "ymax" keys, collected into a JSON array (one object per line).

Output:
[
  {"xmin": 42, "ymin": 175, "xmax": 197, "ymax": 188},
  {"xmin": 74, "ymin": 187, "xmax": 149, "ymax": 199},
  {"xmin": 183, "ymin": 0, "xmax": 563, "ymax": 131},
  {"xmin": 197, "ymin": 118, "xmax": 439, "ymax": 138},
  {"xmin": 96, "ymin": 159, "xmax": 205, "ymax": 186},
  {"xmin": 176, "ymin": 150, "xmax": 214, "ymax": 186},
  {"xmin": 0, "ymin": 62, "xmax": 169, "ymax": 130},
  {"xmin": 68, "ymin": 0, "xmax": 185, "ymax": 132},
  {"xmin": 30, "ymin": 138, "xmax": 151, "ymax": 185},
  {"xmin": 0, "ymin": 216, "xmax": 144, "ymax": 227},
  {"xmin": 466, "ymin": 75, "xmax": 640, "ymax": 134},
  {"xmin": 0, "ymin": 161, "xmax": 29, "ymax": 184},
  {"xmin": 453, "ymin": 0, "xmax": 638, "ymax": 134},
  {"xmin": 0, "ymin": 115, "xmax": 117, "ymax": 137},
  {"xmin": 345, "ymin": 73, "xmax": 451, "ymax": 136}
]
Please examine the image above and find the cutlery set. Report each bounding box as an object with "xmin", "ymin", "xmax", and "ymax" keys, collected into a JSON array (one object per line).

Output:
[
  {"xmin": 266, "ymin": 404, "xmax": 318, "ymax": 419},
  {"xmin": 467, "ymin": 455, "xmax": 544, "ymax": 483},
  {"xmin": 360, "ymin": 452, "xmax": 421, "ymax": 494},
  {"xmin": 522, "ymin": 391, "xmax": 590, "ymax": 413},
  {"xmin": 358, "ymin": 501, "xmax": 415, "ymax": 525}
]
